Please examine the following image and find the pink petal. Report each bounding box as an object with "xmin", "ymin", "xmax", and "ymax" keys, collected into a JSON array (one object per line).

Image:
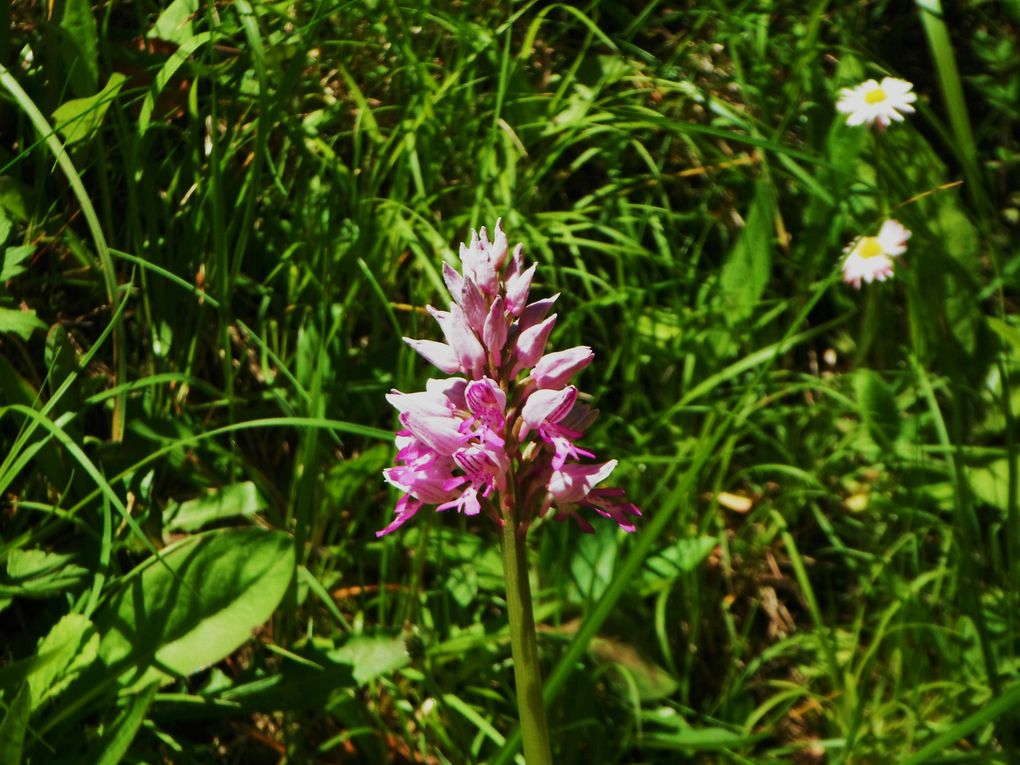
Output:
[
  {"xmin": 425, "ymin": 377, "xmax": 468, "ymax": 410},
  {"xmin": 402, "ymin": 413, "xmax": 465, "ymax": 455},
  {"xmin": 533, "ymin": 346, "xmax": 594, "ymax": 389},
  {"xmin": 377, "ymin": 495, "xmax": 423, "ymax": 537},
  {"xmin": 505, "ymin": 262, "xmax": 537, "ymax": 316},
  {"xmin": 385, "ymin": 389, "xmax": 454, "ymax": 418},
  {"xmin": 442, "ymin": 262, "xmax": 464, "ymax": 299},
  {"xmin": 516, "ymin": 295, "xmax": 558, "ymax": 333},
  {"xmin": 547, "ymin": 460, "xmax": 618, "ymax": 503},
  {"xmin": 458, "ymin": 278, "xmax": 489, "ymax": 334},
  {"xmin": 520, "ymin": 386, "xmax": 577, "ymax": 436},
  {"xmin": 513, "ymin": 314, "xmax": 557, "ymax": 375},
  {"xmin": 488, "ymin": 219, "xmax": 509, "ymax": 270},
  {"xmin": 483, "ymin": 297, "xmax": 509, "ymax": 366},
  {"xmin": 429, "ymin": 305, "xmax": 487, "ymax": 378},
  {"xmin": 465, "ymin": 377, "xmax": 507, "ymax": 419},
  {"xmin": 404, "ymin": 338, "xmax": 461, "ymax": 375}
]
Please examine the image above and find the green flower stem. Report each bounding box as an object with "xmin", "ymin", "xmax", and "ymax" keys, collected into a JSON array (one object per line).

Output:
[{"xmin": 499, "ymin": 517, "xmax": 553, "ymax": 765}]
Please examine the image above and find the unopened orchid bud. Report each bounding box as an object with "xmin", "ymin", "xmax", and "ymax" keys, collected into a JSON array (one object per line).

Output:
[
  {"xmin": 505, "ymin": 262, "xmax": 537, "ymax": 316},
  {"xmin": 517, "ymin": 294, "xmax": 558, "ymax": 332},
  {"xmin": 483, "ymin": 297, "xmax": 509, "ymax": 367},
  {"xmin": 458, "ymin": 278, "xmax": 489, "ymax": 333},
  {"xmin": 489, "ymin": 219, "xmax": 509, "ymax": 270}
]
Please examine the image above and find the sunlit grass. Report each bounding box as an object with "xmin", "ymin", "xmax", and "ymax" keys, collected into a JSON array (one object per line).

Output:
[{"xmin": 0, "ymin": 1, "xmax": 1019, "ymax": 763}]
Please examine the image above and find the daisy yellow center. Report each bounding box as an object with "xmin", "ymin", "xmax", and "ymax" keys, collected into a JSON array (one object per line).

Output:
[
  {"xmin": 857, "ymin": 237, "xmax": 885, "ymax": 259},
  {"xmin": 864, "ymin": 87, "xmax": 887, "ymax": 104}
]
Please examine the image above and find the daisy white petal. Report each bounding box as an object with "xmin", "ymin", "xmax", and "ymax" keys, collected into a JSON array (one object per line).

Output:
[
  {"xmin": 836, "ymin": 77, "xmax": 916, "ymax": 129},
  {"xmin": 840, "ymin": 219, "xmax": 912, "ymax": 288}
]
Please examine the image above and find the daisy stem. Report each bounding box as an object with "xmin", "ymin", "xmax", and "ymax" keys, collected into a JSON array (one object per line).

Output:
[{"xmin": 499, "ymin": 516, "xmax": 553, "ymax": 765}]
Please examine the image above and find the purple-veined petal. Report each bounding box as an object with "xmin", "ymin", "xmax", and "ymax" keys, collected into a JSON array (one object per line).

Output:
[
  {"xmin": 377, "ymin": 495, "xmax": 423, "ymax": 537},
  {"xmin": 454, "ymin": 441, "xmax": 509, "ymax": 493},
  {"xmin": 584, "ymin": 488, "xmax": 641, "ymax": 532},
  {"xmin": 547, "ymin": 460, "xmax": 617, "ymax": 503},
  {"xmin": 465, "ymin": 377, "xmax": 507, "ymax": 419},
  {"xmin": 402, "ymin": 413, "xmax": 465, "ymax": 455},
  {"xmin": 437, "ymin": 484, "xmax": 483, "ymax": 516},
  {"xmin": 425, "ymin": 376, "xmax": 468, "ymax": 410},
  {"xmin": 520, "ymin": 385, "xmax": 577, "ymax": 437}
]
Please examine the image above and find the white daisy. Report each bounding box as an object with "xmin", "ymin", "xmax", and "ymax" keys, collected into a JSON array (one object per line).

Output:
[
  {"xmin": 841, "ymin": 219, "xmax": 911, "ymax": 288},
  {"xmin": 836, "ymin": 77, "xmax": 917, "ymax": 129}
]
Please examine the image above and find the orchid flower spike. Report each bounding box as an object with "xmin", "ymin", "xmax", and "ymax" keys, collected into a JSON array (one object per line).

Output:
[{"xmin": 379, "ymin": 219, "xmax": 640, "ymax": 536}]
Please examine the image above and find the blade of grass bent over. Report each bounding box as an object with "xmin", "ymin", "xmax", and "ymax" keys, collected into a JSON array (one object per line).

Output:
[{"xmin": 0, "ymin": 62, "xmax": 127, "ymax": 441}]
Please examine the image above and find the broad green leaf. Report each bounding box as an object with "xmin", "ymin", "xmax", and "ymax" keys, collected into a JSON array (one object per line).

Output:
[
  {"xmin": 640, "ymin": 726, "xmax": 760, "ymax": 750},
  {"xmin": 590, "ymin": 635, "xmax": 679, "ymax": 701},
  {"xmin": 0, "ymin": 306, "xmax": 45, "ymax": 340},
  {"xmin": 0, "ymin": 684, "xmax": 30, "ymax": 765},
  {"xmin": 855, "ymin": 369, "xmax": 900, "ymax": 449},
  {"xmin": 0, "ymin": 177, "xmax": 30, "ymax": 223},
  {"xmin": 3, "ymin": 550, "xmax": 89, "ymax": 598},
  {"xmin": 95, "ymin": 528, "xmax": 295, "ymax": 688},
  {"xmin": 445, "ymin": 564, "xmax": 478, "ymax": 609},
  {"xmin": 28, "ymin": 613, "xmax": 98, "ymax": 710},
  {"xmin": 720, "ymin": 180, "xmax": 773, "ymax": 323},
  {"xmin": 59, "ymin": 0, "xmax": 99, "ymax": 96},
  {"xmin": 571, "ymin": 529, "xmax": 616, "ymax": 602},
  {"xmin": 164, "ymin": 482, "xmax": 268, "ymax": 532},
  {"xmin": 968, "ymin": 459, "xmax": 1014, "ymax": 510},
  {"xmin": 52, "ymin": 73, "xmax": 127, "ymax": 145},
  {"xmin": 149, "ymin": 0, "xmax": 199, "ymax": 44},
  {"xmin": 209, "ymin": 648, "xmax": 356, "ymax": 712},
  {"xmin": 932, "ymin": 200, "xmax": 983, "ymax": 357},
  {"xmin": 1, "ymin": 245, "xmax": 34, "ymax": 282},
  {"xmin": 92, "ymin": 683, "xmax": 159, "ymax": 765},
  {"xmin": 988, "ymin": 316, "xmax": 1020, "ymax": 358},
  {"xmin": 332, "ymin": 635, "xmax": 409, "ymax": 685},
  {"xmin": 645, "ymin": 537, "xmax": 718, "ymax": 577}
]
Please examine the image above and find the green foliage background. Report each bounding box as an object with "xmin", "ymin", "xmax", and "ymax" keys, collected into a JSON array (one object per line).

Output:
[{"xmin": 2, "ymin": 0, "xmax": 1020, "ymax": 762}]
